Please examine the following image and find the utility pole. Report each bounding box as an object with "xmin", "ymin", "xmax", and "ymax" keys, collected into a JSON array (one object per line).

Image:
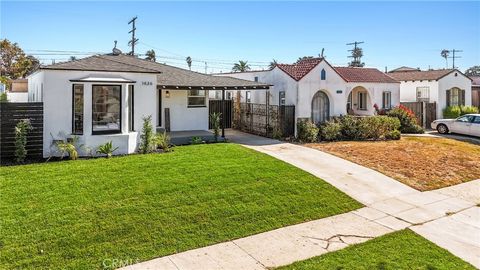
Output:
[
  {"xmin": 128, "ymin": 16, "xmax": 139, "ymax": 56},
  {"xmin": 205, "ymin": 62, "xmax": 208, "ymax": 74},
  {"xmin": 449, "ymin": 49, "xmax": 462, "ymax": 69}
]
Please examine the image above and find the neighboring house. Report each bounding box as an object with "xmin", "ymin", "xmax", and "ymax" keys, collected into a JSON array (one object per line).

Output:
[
  {"xmin": 27, "ymin": 53, "xmax": 268, "ymax": 157},
  {"xmin": 470, "ymin": 76, "xmax": 480, "ymax": 108},
  {"xmin": 388, "ymin": 68, "xmax": 472, "ymax": 119},
  {"xmin": 6, "ymin": 78, "xmax": 29, "ymax": 102},
  {"xmin": 217, "ymin": 57, "xmax": 400, "ymax": 124}
]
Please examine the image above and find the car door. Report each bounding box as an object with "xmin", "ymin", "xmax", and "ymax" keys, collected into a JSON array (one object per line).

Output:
[
  {"xmin": 450, "ymin": 115, "xmax": 472, "ymax": 134},
  {"xmin": 470, "ymin": 116, "xmax": 480, "ymax": 137}
]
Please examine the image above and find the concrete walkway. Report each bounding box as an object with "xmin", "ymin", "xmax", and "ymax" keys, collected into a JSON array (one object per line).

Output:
[{"xmin": 122, "ymin": 131, "xmax": 480, "ymax": 269}]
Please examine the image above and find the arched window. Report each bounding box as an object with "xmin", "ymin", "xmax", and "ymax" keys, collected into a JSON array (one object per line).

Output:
[{"xmin": 321, "ymin": 69, "xmax": 326, "ymax": 80}]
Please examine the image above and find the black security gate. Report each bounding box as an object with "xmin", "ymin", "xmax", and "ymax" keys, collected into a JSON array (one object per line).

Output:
[
  {"xmin": 0, "ymin": 102, "xmax": 44, "ymax": 163},
  {"xmin": 209, "ymin": 99, "xmax": 233, "ymax": 129},
  {"xmin": 234, "ymin": 103, "xmax": 295, "ymax": 138}
]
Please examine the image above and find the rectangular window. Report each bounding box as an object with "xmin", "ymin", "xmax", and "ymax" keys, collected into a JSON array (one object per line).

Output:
[
  {"xmin": 254, "ymin": 76, "xmax": 259, "ymax": 82},
  {"xmin": 128, "ymin": 85, "xmax": 134, "ymax": 131},
  {"xmin": 450, "ymin": 88, "xmax": 460, "ymax": 106},
  {"xmin": 358, "ymin": 91, "xmax": 367, "ymax": 110},
  {"xmin": 246, "ymin": 91, "xmax": 252, "ymax": 103},
  {"xmin": 416, "ymin": 87, "xmax": 430, "ymax": 102},
  {"xmin": 187, "ymin": 90, "xmax": 206, "ymax": 107},
  {"xmin": 72, "ymin": 84, "xmax": 84, "ymax": 135},
  {"xmin": 92, "ymin": 85, "xmax": 121, "ymax": 134},
  {"xmin": 279, "ymin": 91, "xmax": 286, "ymax": 105},
  {"xmin": 382, "ymin": 91, "xmax": 391, "ymax": 109}
]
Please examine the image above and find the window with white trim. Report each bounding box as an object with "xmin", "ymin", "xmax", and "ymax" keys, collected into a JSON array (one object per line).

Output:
[
  {"xmin": 187, "ymin": 90, "xmax": 206, "ymax": 107},
  {"xmin": 416, "ymin": 87, "xmax": 430, "ymax": 102},
  {"xmin": 382, "ymin": 91, "xmax": 391, "ymax": 109},
  {"xmin": 279, "ymin": 91, "xmax": 286, "ymax": 105},
  {"xmin": 246, "ymin": 91, "xmax": 251, "ymax": 103},
  {"xmin": 92, "ymin": 85, "xmax": 121, "ymax": 134}
]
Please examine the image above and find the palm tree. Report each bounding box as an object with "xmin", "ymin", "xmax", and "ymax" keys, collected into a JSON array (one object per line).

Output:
[
  {"xmin": 69, "ymin": 56, "xmax": 77, "ymax": 61},
  {"xmin": 232, "ymin": 60, "xmax": 251, "ymax": 72},
  {"xmin": 145, "ymin": 50, "xmax": 156, "ymax": 62},
  {"xmin": 441, "ymin": 49, "xmax": 449, "ymax": 68},
  {"xmin": 186, "ymin": 56, "xmax": 192, "ymax": 70},
  {"xmin": 269, "ymin": 59, "xmax": 277, "ymax": 70},
  {"xmin": 296, "ymin": 56, "xmax": 314, "ymax": 63}
]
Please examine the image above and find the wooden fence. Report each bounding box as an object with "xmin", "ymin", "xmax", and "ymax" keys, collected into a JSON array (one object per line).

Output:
[
  {"xmin": 234, "ymin": 103, "xmax": 295, "ymax": 138},
  {"xmin": 0, "ymin": 102, "xmax": 43, "ymax": 163},
  {"xmin": 400, "ymin": 101, "xmax": 436, "ymax": 128},
  {"xmin": 209, "ymin": 100, "xmax": 233, "ymax": 129}
]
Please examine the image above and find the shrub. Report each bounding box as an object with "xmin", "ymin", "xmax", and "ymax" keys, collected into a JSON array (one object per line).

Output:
[
  {"xmin": 387, "ymin": 106, "xmax": 424, "ymax": 134},
  {"xmin": 139, "ymin": 115, "xmax": 155, "ymax": 153},
  {"xmin": 443, "ymin": 106, "xmax": 461, "ymax": 118},
  {"xmin": 460, "ymin": 105, "xmax": 479, "ymax": 115},
  {"xmin": 209, "ymin": 112, "xmax": 222, "ymax": 142},
  {"xmin": 154, "ymin": 132, "xmax": 172, "ymax": 152},
  {"xmin": 0, "ymin": 92, "xmax": 8, "ymax": 102},
  {"xmin": 296, "ymin": 119, "xmax": 319, "ymax": 143},
  {"xmin": 56, "ymin": 136, "xmax": 79, "ymax": 160},
  {"xmin": 14, "ymin": 119, "xmax": 32, "ymax": 163},
  {"xmin": 96, "ymin": 141, "xmax": 119, "ymax": 158},
  {"xmin": 358, "ymin": 116, "xmax": 400, "ymax": 140},
  {"xmin": 319, "ymin": 121, "xmax": 342, "ymax": 141},
  {"xmin": 338, "ymin": 115, "xmax": 362, "ymax": 140},
  {"xmin": 190, "ymin": 136, "xmax": 204, "ymax": 144},
  {"xmin": 386, "ymin": 129, "xmax": 401, "ymax": 140}
]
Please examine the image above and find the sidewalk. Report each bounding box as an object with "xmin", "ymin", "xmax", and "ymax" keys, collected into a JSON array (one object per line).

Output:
[{"xmin": 121, "ymin": 131, "xmax": 480, "ymax": 269}]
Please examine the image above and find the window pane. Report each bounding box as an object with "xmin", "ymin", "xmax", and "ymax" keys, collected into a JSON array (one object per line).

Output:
[
  {"xmin": 128, "ymin": 85, "xmax": 134, "ymax": 131},
  {"xmin": 73, "ymin": 84, "xmax": 84, "ymax": 134},
  {"xmin": 188, "ymin": 96, "xmax": 206, "ymax": 106},
  {"xmin": 92, "ymin": 85, "xmax": 121, "ymax": 133},
  {"xmin": 188, "ymin": 90, "xmax": 205, "ymax": 97}
]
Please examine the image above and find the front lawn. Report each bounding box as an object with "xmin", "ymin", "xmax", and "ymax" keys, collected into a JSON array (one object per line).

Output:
[
  {"xmin": 277, "ymin": 229, "xmax": 476, "ymax": 270},
  {"xmin": 0, "ymin": 143, "xmax": 361, "ymax": 269},
  {"xmin": 307, "ymin": 137, "xmax": 480, "ymax": 191}
]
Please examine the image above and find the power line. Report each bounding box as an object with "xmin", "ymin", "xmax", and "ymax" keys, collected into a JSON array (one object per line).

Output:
[{"xmin": 448, "ymin": 49, "xmax": 462, "ymax": 69}]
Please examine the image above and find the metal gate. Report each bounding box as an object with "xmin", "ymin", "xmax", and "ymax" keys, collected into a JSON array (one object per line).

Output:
[
  {"xmin": 209, "ymin": 100, "xmax": 233, "ymax": 129},
  {"xmin": 400, "ymin": 101, "xmax": 437, "ymax": 128}
]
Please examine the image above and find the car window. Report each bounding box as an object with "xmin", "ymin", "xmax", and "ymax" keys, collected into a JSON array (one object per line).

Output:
[
  {"xmin": 456, "ymin": 116, "xmax": 471, "ymax": 122},
  {"xmin": 473, "ymin": 116, "xmax": 480, "ymax": 124}
]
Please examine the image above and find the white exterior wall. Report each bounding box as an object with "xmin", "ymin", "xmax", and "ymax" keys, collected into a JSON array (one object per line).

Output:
[
  {"xmin": 398, "ymin": 71, "xmax": 472, "ymax": 118},
  {"xmin": 6, "ymin": 92, "xmax": 28, "ymax": 102},
  {"xmin": 162, "ymin": 89, "xmax": 209, "ymax": 131},
  {"xmin": 28, "ymin": 69, "xmax": 210, "ymax": 157}
]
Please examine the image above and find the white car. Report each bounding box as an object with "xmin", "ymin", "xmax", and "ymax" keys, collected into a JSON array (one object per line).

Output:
[{"xmin": 431, "ymin": 114, "xmax": 480, "ymax": 137}]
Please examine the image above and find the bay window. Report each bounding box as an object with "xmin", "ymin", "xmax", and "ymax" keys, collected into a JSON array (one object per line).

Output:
[
  {"xmin": 187, "ymin": 90, "xmax": 206, "ymax": 107},
  {"xmin": 92, "ymin": 85, "xmax": 121, "ymax": 134}
]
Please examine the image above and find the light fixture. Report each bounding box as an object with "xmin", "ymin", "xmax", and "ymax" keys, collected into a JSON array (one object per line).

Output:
[{"xmin": 165, "ymin": 90, "xmax": 170, "ymax": 98}]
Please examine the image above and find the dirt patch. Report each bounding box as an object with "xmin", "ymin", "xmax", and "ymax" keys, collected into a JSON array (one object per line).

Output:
[{"xmin": 306, "ymin": 137, "xmax": 480, "ymax": 191}]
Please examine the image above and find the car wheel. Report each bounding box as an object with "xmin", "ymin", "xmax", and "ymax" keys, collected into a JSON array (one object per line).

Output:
[{"xmin": 437, "ymin": 124, "xmax": 449, "ymax": 134}]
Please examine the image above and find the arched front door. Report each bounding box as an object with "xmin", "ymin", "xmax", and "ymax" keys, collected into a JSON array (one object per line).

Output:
[{"xmin": 311, "ymin": 91, "xmax": 330, "ymax": 124}]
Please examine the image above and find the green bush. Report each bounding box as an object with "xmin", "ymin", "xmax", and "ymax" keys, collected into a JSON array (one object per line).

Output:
[
  {"xmin": 190, "ymin": 136, "xmax": 204, "ymax": 144},
  {"xmin": 296, "ymin": 119, "xmax": 319, "ymax": 143},
  {"xmin": 154, "ymin": 132, "xmax": 172, "ymax": 152},
  {"xmin": 460, "ymin": 106, "xmax": 479, "ymax": 115},
  {"xmin": 387, "ymin": 106, "xmax": 424, "ymax": 134},
  {"xmin": 209, "ymin": 112, "xmax": 222, "ymax": 142},
  {"xmin": 358, "ymin": 116, "xmax": 401, "ymax": 140},
  {"xmin": 386, "ymin": 129, "xmax": 401, "ymax": 140},
  {"xmin": 0, "ymin": 92, "xmax": 8, "ymax": 102},
  {"xmin": 14, "ymin": 119, "xmax": 32, "ymax": 163},
  {"xmin": 338, "ymin": 115, "xmax": 362, "ymax": 140},
  {"xmin": 319, "ymin": 121, "xmax": 342, "ymax": 141},
  {"xmin": 443, "ymin": 106, "xmax": 462, "ymax": 118},
  {"xmin": 139, "ymin": 115, "xmax": 155, "ymax": 154},
  {"xmin": 96, "ymin": 141, "xmax": 118, "ymax": 158}
]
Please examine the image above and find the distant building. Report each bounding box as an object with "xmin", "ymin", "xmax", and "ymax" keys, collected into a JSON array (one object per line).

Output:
[
  {"xmin": 6, "ymin": 79, "xmax": 28, "ymax": 102},
  {"xmin": 471, "ymin": 76, "xmax": 480, "ymax": 108}
]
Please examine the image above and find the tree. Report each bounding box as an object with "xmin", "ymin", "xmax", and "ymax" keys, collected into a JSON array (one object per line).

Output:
[
  {"xmin": 186, "ymin": 56, "xmax": 192, "ymax": 70},
  {"xmin": 465, "ymin": 66, "xmax": 480, "ymax": 76},
  {"xmin": 0, "ymin": 39, "xmax": 39, "ymax": 79},
  {"xmin": 69, "ymin": 56, "xmax": 77, "ymax": 61},
  {"xmin": 269, "ymin": 59, "xmax": 277, "ymax": 69},
  {"xmin": 145, "ymin": 50, "xmax": 156, "ymax": 62},
  {"xmin": 232, "ymin": 60, "xmax": 251, "ymax": 72},
  {"xmin": 348, "ymin": 47, "xmax": 365, "ymax": 67},
  {"xmin": 441, "ymin": 49, "xmax": 450, "ymax": 68},
  {"xmin": 296, "ymin": 56, "xmax": 314, "ymax": 63}
]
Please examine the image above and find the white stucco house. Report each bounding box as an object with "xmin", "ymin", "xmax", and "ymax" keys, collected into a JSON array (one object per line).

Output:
[
  {"xmin": 27, "ymin": 53, "xmax": 268, "ymax": 157},
  {"xmin": 217, "ymin": 57, "xmax": 400, "ymax": 124},
  {"xmin": 388, "ymin": 67, "xmax": 472, "ymax": 119}
]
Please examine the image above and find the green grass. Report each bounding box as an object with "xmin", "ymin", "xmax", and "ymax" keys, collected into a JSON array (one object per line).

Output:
[
  {"xmin": 0, "ymin": 143, "xmax": 361, "ymax": 269},
  {"xmin": 277, "ymin": 229, "xmax": 476, "ymax": 270}
]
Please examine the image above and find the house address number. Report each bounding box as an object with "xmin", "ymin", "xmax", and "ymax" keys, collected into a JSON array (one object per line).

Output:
[{"xmin": 142, "ymin": 81, "xmax": 153, "ymax": 86}]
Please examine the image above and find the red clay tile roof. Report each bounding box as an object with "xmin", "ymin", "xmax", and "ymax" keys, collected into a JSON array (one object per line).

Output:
[
  {"xmin": 276, "ymin": 58, "xmax": 323, "ymax": 81},
  {"xmin": 388, "ymin": 69, "xmax": 457, "ymax": 81},
  {"xmin": 333, "ymin": 67, "xmax": 399, "ymax": 83},
  {"xmin": 275, "ymin": 57, "xmax": 398, "ymax": 83}
]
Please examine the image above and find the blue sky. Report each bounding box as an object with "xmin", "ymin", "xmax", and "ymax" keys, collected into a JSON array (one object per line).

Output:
[{"xmin": 1, "ymin": 1, "xmax": 479, "ymax": 73}]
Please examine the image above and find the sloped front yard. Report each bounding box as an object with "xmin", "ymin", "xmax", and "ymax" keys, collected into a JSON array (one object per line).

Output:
[
  {"xmin": 0, "ymin": 144, "xmax": 361, "ymax": 270},
  {"xmin": 307, "ymin": 137, "xmax": 480, "ymax": 191}
]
